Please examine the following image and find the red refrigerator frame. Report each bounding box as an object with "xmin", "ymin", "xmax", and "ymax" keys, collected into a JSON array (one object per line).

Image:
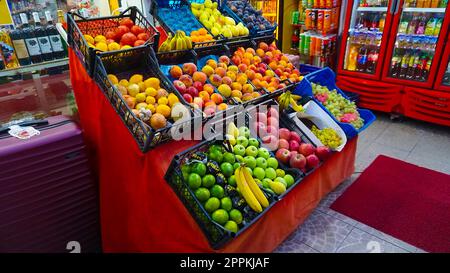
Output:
[
  {"xmin": 434, "ymin": 32, "xmax": 450, "ymax": 92},
  {"xmin": 337, "ymin": 0, "xmax": 397, "ymax": 80},
  {"xmin": 381, "ymin": 0, "xmax": 450, "ymax": 88}
]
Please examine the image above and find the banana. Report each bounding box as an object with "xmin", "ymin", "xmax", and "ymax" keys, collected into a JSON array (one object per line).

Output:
[
  {"xmin": 169, "ymin": 33, "xmax": 178, "ymax": 51},
  {"xmin": 176, "ymin": 32, "xmax": 185, "ymax": 50},
  {"xmin": 158, "ymin": 33, "xmax": 172, "ymax": 52},
  {"xmin": 235, "ymin": 167, "xmax": 262, "ymax": 213},
  {"xmin": 184, "ymin": 35, "xmax": 193, "ymax": 49},
  {"xmin": 290, "ymin": 97, "xmax": 304, "ymax": 112},
  {"xmin": 242, "ymin": 167, "xmax": 269, "ymax": 208},
  {"xmin": 291, "ymin": 94, "xmax": 302, "ymax": 101}
]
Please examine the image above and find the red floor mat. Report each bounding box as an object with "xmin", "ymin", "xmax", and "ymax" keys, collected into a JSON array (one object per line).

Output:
[{"xmin": 331, "ymin": 155, "xmax": 450, "ymax": 253}]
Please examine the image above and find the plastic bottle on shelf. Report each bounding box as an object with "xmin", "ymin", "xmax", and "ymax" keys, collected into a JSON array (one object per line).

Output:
[
  {"xmin": 406, "ymin": 51, "xmax": 419, "ymax": 79},
  {"xmin": 416, "ymin": 16, "xmax": 426, "ymax": 35},
  {"xmin": 379, "ymin": 13, "xmax": 386, "ymax": 31},
  {"xmin": 433, "ymin": 18, "xmax": 442, "ymax": 36},
  {"xmin": 407, "ymin": 16, "xmax": 418, "ymax": 35},
  {"xmin": 356, "ymin": 44, "xmax": 368, "ymax": 72},
  {"xmin": 399, "ymin": 52, "xmax": 410, "ymax": 78},
  {"xmin": 391, "ymin": 52, "xmax": 401, "ymax": 77},
  {"xmin": 425, "ymin": 17, "xmax": 437, "ymax": 36},
  {"xmin": 346, "ymin": 44, "xmax": 359, "ymax": 71},
  {"xmin": 370, "ymin": 14, "xmax": 379, "ymax": 31},
  {"xmin": 421, "ymin": 55, "xmax": 432, "ymax": 80},
  {"xmin": 398, "ymin": 15, "xmax": 409, "ymax": 34}
]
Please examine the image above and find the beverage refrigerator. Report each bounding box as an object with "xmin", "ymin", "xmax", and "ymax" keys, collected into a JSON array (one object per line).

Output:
[{"xmin": 335, "ymin": 0, "xmax": 450, "ymax": 126}]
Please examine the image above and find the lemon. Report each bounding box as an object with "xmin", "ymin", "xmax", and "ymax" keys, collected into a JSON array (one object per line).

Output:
[
  {"xmin": 127, "ymin": 84, "xmax": 140, "ymax": 97},
  {"xmin": 94, "ymin": 35, "xmax": 106, "ymax": 43},
  {"xmin": 119, "ymin": 79, "xmax": 129, "ymax": 87},
  {"xmin": 211, "ymin": 27, "xmax": 220, "ymax": 37},
  {"xmin": 224, "ymin": 16, "xmax": 235, "ymax": 26},
  {"xmin": 144, "ymin": 77, "xmax": 160, "ymax": 89},
  {"xmin": 156, "ymin": 104, "xmax": 171, "ymax": 118},
  {"xmin": 129, "ymin": 74, "xmax": 144, "ymax": 84},
  {"xmin": 107, "ymin": 74, "xmax": 119, "ymax": 85},
  {"xmin": 135, "ymin": 92, "xmax": 147, "ymax": 103},
  {"xmin": 83, "ymin": 34, "xmax": 95, "ymax": 44},
  {"xmin": 230, "ymin": 26, "xmax": 240, "ymax": 37},
  {"xmin": 146, "ymin": 96, "xmax": 156, "ymax": 104},
  {"xmin": 224, "ymin": 220, "xmax": 238, "ymax": 233},
  {"xmin": 168, "ymin": 93, "xmax": 179, "ymax": 106},
  {"xmin": 146, "ymin": 104, "xmax": 155, "ymax": 113},
  {"xmin": 138, "ymin": 82, "xmax": 146, "ymax": 92},
  {"xmin": 121, "ymin": 45, "xmax": 132, "ymax": 49},
  {"xmin": 145, "ymin": 87, "xmax": 157, "ymax": 97},
  {"xmin": 108, "ymin": 42, "xmax": 120, "ymax": 51},
  {"xmin": 95, "ymin": 42, "xmax": 108, "ymax": 51},
  {"xmin": 158, "ymin": 97, "xmax": 168, "ymax": 105}
]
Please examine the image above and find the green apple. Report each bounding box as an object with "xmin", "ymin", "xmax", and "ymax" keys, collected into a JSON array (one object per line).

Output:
[
  {"xmin": 256, "ymin": 157, "xmax": 267, "ymax": 169},
  {"xmin": 265, "ymin": 167, "xmax": 276, "ymax": 180},
  {"xmin": 258, "ymin": 147, "xmax": 270, "ymax": 159},
  {"xmin": 223, "ymin": 152, "xmax": 236, "ymax": 164},
  {"xmin": 226, "ymin": 134, "xmax": 236, "ymax": 146},
  {"xmin": 266, "ymin": 157, "xmax": 279, "ymax": 169},
  {"xmin": 275, "ymin": 177, "xmax": 287, "ymax": 187},
  {"xmin": 236, "ymin": 136, "xmax": 249, "ymax": 148},
  {"xmin": 284, "ymin": 174, "xmax": 295, "ymax": 187},
  {"xmin": 235, "ymin": 154, "xmax": 244, "ymax": 163},
  {"xmin": 253, "ymin": 167, "xmax": 266, "ymax": 180},
  {"xmin": 209, "ymin": 149, "xmax": 223, "ymax": 163},
  {"xmin": 262, "ymin": 178, "xmax": 272, "ymax": 189},
  {"xmin": 233, "ymin": 144, "xmax": 246, "ymax": 156},
  {"xmin": 238, "ymin": 126, "xmax": 250, "ymax": 138},
  {"xmin": 233, "ymin": 162, "xmax": 240, "ymax": 170},
  {"xmin": 248, "ymin": 138, "xmax": 259, "ymax": 148},
  {"xmin": 244, "ymin": 156, "xmax": 256, "ymax": 169},
  {"xmin": 276, "ymin": 168, "xmax": 285, "ymax": 177},
  {"xmin": 245, "ymin": 146, "xmax": 258, "ymax": 157}
]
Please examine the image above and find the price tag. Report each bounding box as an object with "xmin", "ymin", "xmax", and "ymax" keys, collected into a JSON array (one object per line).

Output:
[{"xmin": 8, "ymin": 125, "xmax": 40, "ymax": 140}]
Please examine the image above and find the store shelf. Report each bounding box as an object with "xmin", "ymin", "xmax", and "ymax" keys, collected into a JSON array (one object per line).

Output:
[
  {"xmin": 356, "ymin": 7, "xmax": 388, "ymax": 12},
  {"xmin": 396, "ymin": 33, "xmax": 439, "ymax": 38},
  {"xmin": 403, "ymin": 7, "xmax": 446, "ymax": 13},
  {"xmin": 0, "ymin": 58, "xmax": 69, "ymax": 77}
]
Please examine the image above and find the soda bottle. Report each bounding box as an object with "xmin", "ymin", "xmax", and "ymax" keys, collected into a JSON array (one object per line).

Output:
[
  {"xmin": 391, "ymin": 52, "xmax": 401, "ymax": 77},
  {"xmin": 356, "ymin": 45, "xmax": 368, "ymax": 72},
  {"xmin": 434, "ymin": 18, "xmax": 442, "ymax": 36},
  {"xmin": 407, "ymin": 51, "xmax": 419, "ymax": 79},
  {"xmin": 370, "ymin": 14, "xmax": 379, "ymax": 30},
  {"xmin": 398, "ymin": 15, "xmax": 409, "ymax": 34},
  {"xmin": 425, "ymin": 17, "xmax": 437, "ymax": 35},
  {"xmin": 346, "ymin": 45, "xmax": 358, "ymax": 71},
  {"xmin": 379, "ymin": 13, "xmax": 386, "ymax": 31},
  {"xmin": 366, "ymin": 48, "xmax": 379, "ymax": 73},
  {"xmin": 416, "ymin": 16, "xmax": 426, "ymax": 34},
  {"xmin": 310, "ymin": 35, "xmax": 316, "ymax": 56},
  {"xmin": 399, "ymin": 52, "xmax": 410, "ymax": 78},
  {"xmin": 299, "ymin": 33, "xmax": 306, "ymax": 54},
  {"xmin": 407, "ymin": 16, "xmax": 418, "ymax": 34},
  {"xmin": 315, "ymin": 36, "xmax": 322, "ymax": 57},
  {"xmin": 304, "ymin": 34, "xmax": 310, "ymax": 55},
  {"xmin": 414, "ymin": 53, "xmax": 426, "ymax": 80},
  {"xmin": 421, "ymin": 55, "xmax": 432, "ymax": 80}
]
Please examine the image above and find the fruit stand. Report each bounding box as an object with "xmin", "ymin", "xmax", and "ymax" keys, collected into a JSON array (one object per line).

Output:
[{"xmin": 66, "ymin": 2, "xmax": 372, "ymax": 252}]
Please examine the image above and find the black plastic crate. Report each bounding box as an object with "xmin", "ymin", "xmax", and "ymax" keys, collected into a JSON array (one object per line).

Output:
[
  {"xmin": 93, "ymin": 45, "xmax": 199, "ymax": 152},
  {"xmin": 67, "ymin": 6, "xmax": 160, "ymax": 76}
]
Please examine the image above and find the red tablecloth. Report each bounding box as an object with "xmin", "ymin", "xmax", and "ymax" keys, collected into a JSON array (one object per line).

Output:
[{"xmin": 69, "ymin": 49, "xmax": 357, "ymax": 253}]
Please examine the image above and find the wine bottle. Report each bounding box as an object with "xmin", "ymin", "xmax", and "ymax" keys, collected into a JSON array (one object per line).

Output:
[
  {"xmin": 45, "ymin": 11, "xmax": 67, "ymax": 59},
  {"xmin": 32, "ymin": 12, "xmax": 53, "ymax": 61},
  {"xmin": 10, "ymin": 14, "xmax": 31, "ymax": 66},
  {"xmin": 22, "ymin": 13, "xmax": 43, "ymax": 64}
]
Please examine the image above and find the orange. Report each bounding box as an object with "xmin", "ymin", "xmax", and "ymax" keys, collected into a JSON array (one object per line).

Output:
[
  {"xmin": 156, "ymin": 104, "xmax": 171, "ymax": 118},
  {"xmin": 217, "ymin": 103, "xmax": 228, "ymax": 111},
  {"xmin": 198, "ymin": 28, "xmax": 207, "ymax": 35},
  {"xmin": 150, "ymin": 113, "xmax": 167, "ymax": 129},
  {"xmin": 191, "ymin": 30, "xmax": 199, "ymax": 36},
  {"xmin": 205, "ymin": 34, "xmax": 213, "ymax": 41},
  {"xmin": 191, "ymin": 36, "xmax": 199, "ymax": 43}
]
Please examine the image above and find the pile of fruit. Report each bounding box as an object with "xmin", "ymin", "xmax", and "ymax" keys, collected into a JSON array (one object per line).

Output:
[
  {"xmin": 107, "ymin": 73, "xmax": 186, "ymax": 130},
  {"xmin": 257, "ymin": 42, "xmax": 302, "ymax": 84},
  {"xmin": 158, "ymin": 30, "xmax": 193, "ymax": 52},
  {"xmin": 190, "ymin": 28, "xmax": 214, "ymax": 43},
  {"xmin": 201, "ymin": 55, "xmax": 262, "ymax": 103},
  {"xmin": 226, "ymin": 123, "xmax": 296, "ymax": 196},
  {"xmin": 192, "ymin": 0, "xmax": 249, "ymax": 38},
  {"xmin": 83, "ymin": 18, "xmax": 150, "ymax": 51},
  {"xmin": 226, "ymin": 0, "xmax": 274, "ymax": 33},
  {"xmin": 230, "ymin": 46, "xmax": 288, "ymax": 92},
  {"xmin": 170, "ymin": 62, "xmax": 229, "ymax": 116},
  {"xmin": 312, "ymin": 83, "xmax": 364, "ymax": 129},
  {"xmin": 311, "ymin": 126, "xmax": 342, "ymax": 149}
]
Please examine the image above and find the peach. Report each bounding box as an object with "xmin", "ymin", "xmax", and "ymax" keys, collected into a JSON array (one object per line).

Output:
[
  {"xmin": 242, "ymin": 93, "xmax": 253, "ymax": 101},
  {"xmin": 202, "ymin": 65, "xmax": 215, "ymax": 76},
  {"xmin": 242, "ymin": 58, "xmax": 251, "ymax": 66},
  {"xmin": 203, "ymin": 83, "xmax": 214, "ymax": 95},
  {"xmin": 253, "ymin": 56, "xmax": 262, "ymax": 64},
  {"xmin": 231, "ymin": 55, "xmax": 241, "ymax": 65},
  {"xmin": 252, "ymin": 79, "xmax": 261, "ymax": 88},
  {"xmin": 179, "ymin": 74, "xmax": 193, "ymax": 87},
  {"xmin": 204, "ymin": 101, "xmax": 216, "ymax": 109},
  {"xmin": 217, "ymin": 103, "xmax": 228, "ymax": 111},
  {"xmin": 242, "ymin": 83, "xmax": 254, "ymax": 94},
  {"xmin": 123, "ymin": 95, "xmax": 136, "ymax": 109},
  {"xmin": 222, "ymin": 76, "xmax": 233, "ymax": 86},
  {"xmin": 246, "ymin": 70, "xmax": 256, "ymax": 80},
  {"xmin": 170, "ymin": 65, "xmax": 183, "ymax": 79},
  {"xmin": 236, "ymin": 47, "xmax": 245, "ymax": 54},
  {"xmin": 252, "ymin": 92, "xmax": 261, "ymax": 98},
  {"xmin": 231, "ymin": 82, "xmax": 242, "ymax": 91},
  {"xmin": 199, "ymin": 91, "xmax": 210, "ymax": 102},
  {"xmin": 265, "ymin": 69, "xmax": 275, "ymax": 78},
  {"xmin": 182, "ymin": 63, "xmax": 197, "ymax": 76},
  {"xmin": 218, "ymin": 84, "xmax": 232, "ymax": 97},
  {"xmin": 236, "ymin": 74, "xmax": 248, "ymax": 85},
  {"xmin": 244, "ymin": 52, "xmax": 254, "ymax": 61},
  {"xmin": 231, "ymin": 90, "xmax": 242, "ymax": 99},
  {"xmin": 209, "ymin": 74, "xmax": 222, "ymax": 87},
  {"xmin": 211, "ymin": 93, "xmax": 223, "ymax": 104},
  {"xmin": 269, "ymin": 61, "xmax": 278, "ymax": 70},
  {"xmin": 193, "ymin": 71, "xmax": 207, "ymax": 84},
  {"xmin": 238, "ymin": 64, "xmax": 247, "ymax": 73},
  {"xmin": 259, "ymin": 42, "xmax": 269, "ymax": 51},
  {"xmin": 255, "ymin": 73, "xmax": 263, "ymax": 80},
  {"xmin": 217, "ymin": 62, "xmax": 227, "ymax": 70},
  {"xmin": 193, "ymin": 97, "xmax": 204, "ymax": 109},
  {"xmin": 228, "ymin": 65, "xmax": 238, "ymax": 73},
  {"xmin": 226, "ymin": 71, "xmax": 237, "ymax": 81},
  {"xmin": 219, "ymin": 55, "xmax": 230, "ymax": 65},
  {"xmin": 256, "ymin": 48, "xmax": 265, "ymax": 58},
  {"xmin": 246, "ymin": 48, "xmax": 256, "ymax": 55},
  {"xmin": 215, "ymin": 67, "xmax": 227, "ymax": 78},
  {"xmin": 206, "ymin": 59, "xmax": 217, "ymax": 69}
]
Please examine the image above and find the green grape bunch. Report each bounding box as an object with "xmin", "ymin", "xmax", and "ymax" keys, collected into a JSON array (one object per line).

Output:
[{"xmin": 311, "ymin": 126, "xmax": 342, "ymax": 149}]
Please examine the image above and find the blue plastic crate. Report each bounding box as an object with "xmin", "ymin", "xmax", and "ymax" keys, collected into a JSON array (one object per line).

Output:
[
  {"xmin": 293, "ymin": 67, "xmax": 376, "ymax": 139},
  {"xmin": 299, "ymin": 64, "xmax": 321, "ymax": 75}
]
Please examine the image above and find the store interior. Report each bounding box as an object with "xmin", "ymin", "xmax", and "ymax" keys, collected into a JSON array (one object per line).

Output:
[{"xmin": 0, "ymin": 0, "xmax": 449, "ymax": 254}]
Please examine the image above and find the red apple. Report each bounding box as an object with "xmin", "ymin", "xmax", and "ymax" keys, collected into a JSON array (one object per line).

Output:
[
  {"xmin": 266, "ymin": 125, "xmax": 278, "ymax": 137},
  {"xmin": 267, "ymin": 107, "xmax": 279, "ymax": 119},
  {"xmin": 299, "ymin": 143, "xmax": 315, "ymax": 157},
  {"xmin": 193, "ymin": 81, "xmax": 204, "ymax": 91},
  {"xmin": 289, "ymin": 131, "xmax": 302, "ymax": 143},
  {"xmin": 173, "ymin": 80, "xmax": 186, "ymax": 93},
  {"xmin": 262, "ymin": 135, "xmax": 279, "ymax": 151},
  {"xmin": 275, "ymin": 148, "xmax": 291, "ymax": 164},
  {"xmin": 187, "ymin": 86, "xmax": 198, "ymax": 98},
  {"xmin": 279, "ymin": 128, "xmax": 291, "ymax": 140},
  {"xmin": 290, "ymin": 153, "xmax": 306, "ymax": 169},
  {"xmin": 256, "ymin": 112, "xmax": 267, "ymax": 124},
  {"xmin": 289, "ymin": 140, "xmax": 300, "ymax": 152},
  {"xmin": 179, "ymin": 74, "xmax": 193, "ymax": 87},
  {"xmin": 252, "ymin": 121, "xmax": 267, "ymax": 137},
  {"xmin": 182, "ymin": 93, "xmax": 193, "ymax": 103},
  {"xmin": 278, "ymin": 139, "xmax": 290, "ymax": 150},
  {"xmin": 316, "ymin": 146, "xmax": 331, "ymax": 161},
  {"xmin": 306, "ymin": 154, "xmax": 320, "ymax": 169},
  {"xmin": 267, "ymin": 116, "xmax": 279, "ymax": 128}
]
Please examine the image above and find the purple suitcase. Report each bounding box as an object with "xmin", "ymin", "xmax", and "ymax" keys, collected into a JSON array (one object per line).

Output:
[{"xmin": 0, "ymin": 115, "xmax": 101, "ymax": 253}]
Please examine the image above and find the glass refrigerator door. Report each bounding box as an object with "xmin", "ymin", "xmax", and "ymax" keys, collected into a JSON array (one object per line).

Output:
[
  {"xmin": 441, "ymin": 60, "xmax": 450, "ymax": 87},
  {"xmin": 342, "ymin": 0, "xmax": 390, "ymax": 75},
  {"xmin": 386, "ymin": 1, "xmax": 448, "ymax": 82}
]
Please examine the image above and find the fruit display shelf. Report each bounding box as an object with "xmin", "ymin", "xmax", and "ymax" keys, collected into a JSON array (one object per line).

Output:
[
  {"xmin": 67, "ymin": 6, "xmax": 160, "ymax": 76},
  {"xmin": 293, "ymin": 67, "xmax": 376, "ymax": 139},
  {"xmin": 165, "ymin": 112, "xmax": 302, "ymax": 249},
  {"xmin": 93, "ymin": 45, "xmax": 199, "ymax": 152},
  {"xmin": 151, "ymin": 0, "xmax": 224, "ymax": 49},
  {"xmin": 223, "ymin": 0, "xmax": 278, "ymax": 38}
]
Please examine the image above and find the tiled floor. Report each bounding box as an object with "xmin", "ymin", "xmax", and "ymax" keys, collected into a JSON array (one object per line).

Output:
[{"xmin": 276, "ymin": 113, "xmax": 450, "ymax": 253}]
